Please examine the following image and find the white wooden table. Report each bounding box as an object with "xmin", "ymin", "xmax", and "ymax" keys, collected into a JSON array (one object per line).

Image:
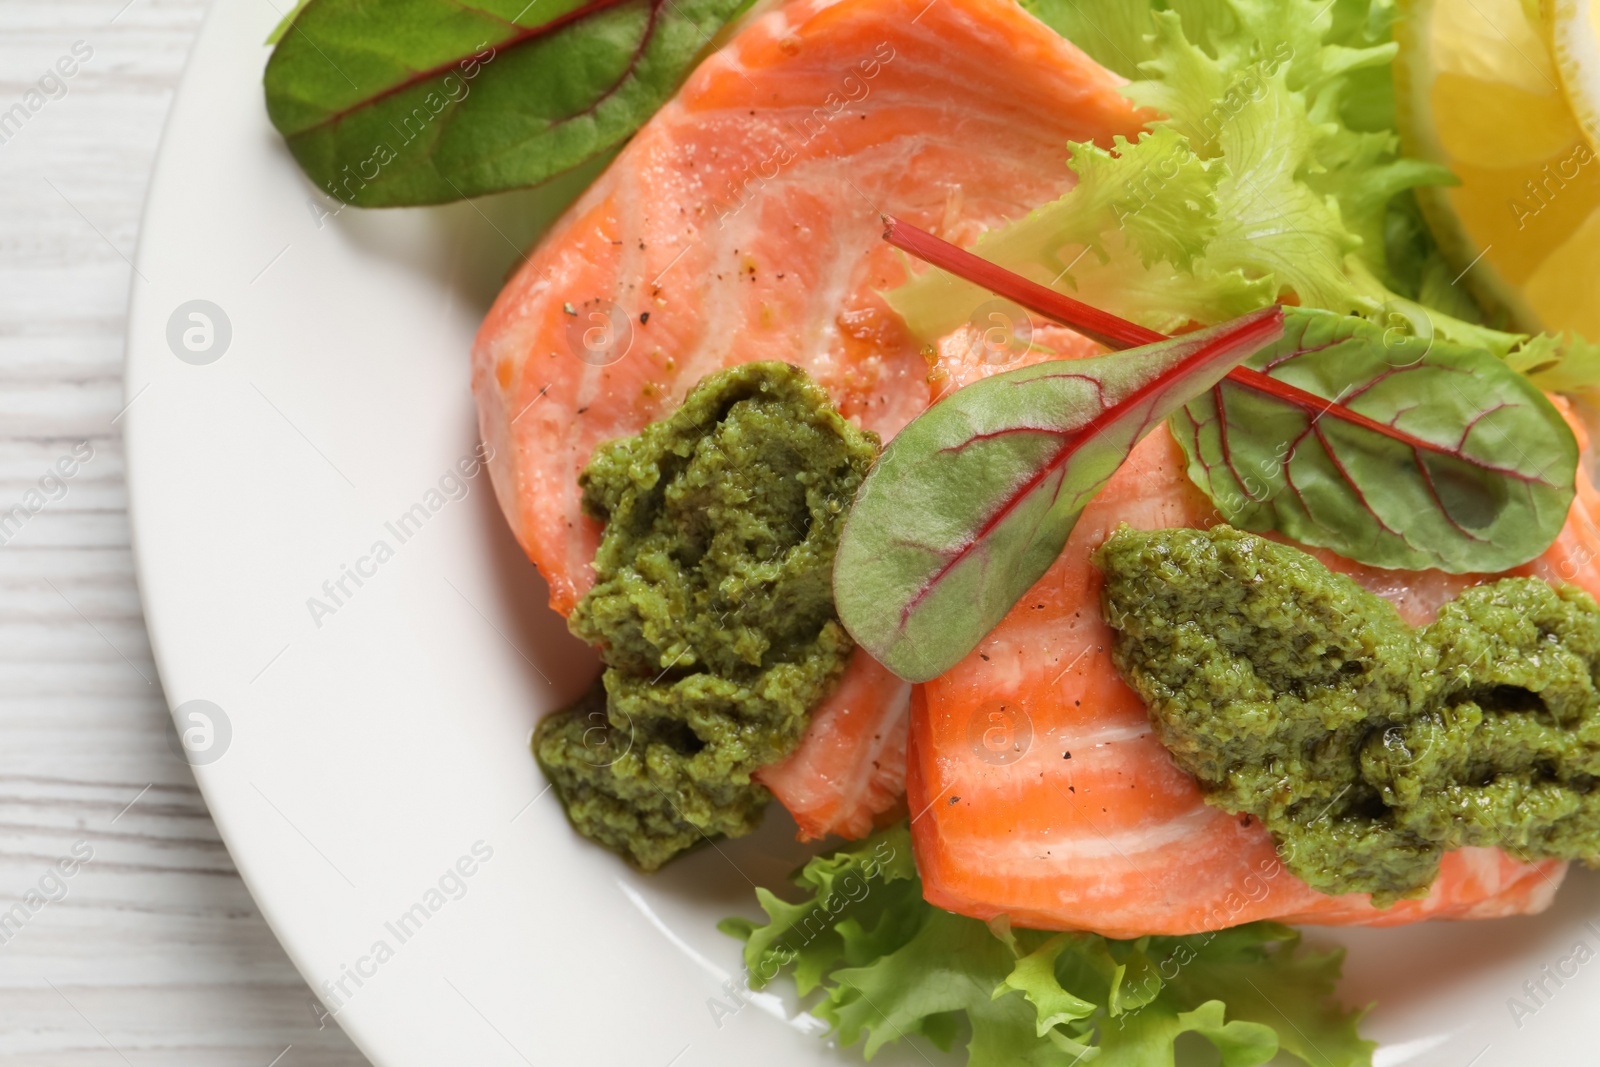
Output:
[{"xmin": 0, "ymin": 1, "xmax": 368, "ymax": 1062}]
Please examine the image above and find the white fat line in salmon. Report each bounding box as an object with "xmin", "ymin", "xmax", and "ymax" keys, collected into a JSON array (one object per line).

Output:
[
  {"xmin": 303, "ymin": 442, "xmax": 494, "ymax": 629},
  {"xmin": 309, "ymin": 840, "xmax": 496, "ymax": 1024},
  {"xmin": 710, "ymin": 41, "xmax": 897, "ymax": 228},
  {"xmin": 985, "ymin": 806, "xmax": 1218, "ymax": 866}
]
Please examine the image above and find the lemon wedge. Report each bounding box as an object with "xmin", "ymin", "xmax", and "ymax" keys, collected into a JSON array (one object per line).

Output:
[
  {"xmin": 1397, "ymin": 0, "xmax": 1600, "ymax": 337},
  {"xmin": 1550, "ymin": 0, "xmax": 1600, "ymax": 146}
]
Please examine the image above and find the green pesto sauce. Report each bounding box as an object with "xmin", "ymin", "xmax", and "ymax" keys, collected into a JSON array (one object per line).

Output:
[
  {"xmin": 1097, "ymin": 524, "xmax": 1600, "ymax": 904},
  {"xmin": 534, "ymin": 362, "xmax": 878, "ymax": 871}
]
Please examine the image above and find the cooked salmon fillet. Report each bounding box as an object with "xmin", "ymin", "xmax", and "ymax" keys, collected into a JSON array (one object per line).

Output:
[
  {"xmin": 754, "ymin": 655, "xmax": 911, "ymax": 840},
  {"xmin": 907, "ymin": 338, "xmax": 1596, "ymax": 935},
  {"xmin": 476, "ymin": 0, "xmax": 1587, "ymax": 924},
  {"xmin": 471, "ymin": 0, "xmax": 1149, "ymax": 837}
]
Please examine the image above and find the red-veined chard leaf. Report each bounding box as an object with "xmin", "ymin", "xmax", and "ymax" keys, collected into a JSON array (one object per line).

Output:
[
  {"xmin": 833, "ymin": 307, "xmax": 1284, "ymax": 683},
  {"xmin": 1174, "ymin": 308, "xmax": 1578, "ymax": 573},
  {"xmin": 263, "ymin": 0, "xmax": 751, "ymax": 207},
  {"xmin": 883, "ymin": 216, "xmax": 1581, "ymax": 577}
]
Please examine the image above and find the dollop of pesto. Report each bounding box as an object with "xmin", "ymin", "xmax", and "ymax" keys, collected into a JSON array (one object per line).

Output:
[
  {"xmin": 1097, "ymin": 524, "xmax": 1600, "ymax": 903},
  {"xmin": 535, "ymin": 362, "xmax": 878, "ymax": 870}
]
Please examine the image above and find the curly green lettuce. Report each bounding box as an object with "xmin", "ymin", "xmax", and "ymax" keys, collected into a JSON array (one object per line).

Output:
[
  {"xmin": 889, "ymin": 0, "xmax": 1600, "ymax": 390},
  {"xmin": 721, "ymin": 826, "xmax": 1374, "ymax": 1067}
]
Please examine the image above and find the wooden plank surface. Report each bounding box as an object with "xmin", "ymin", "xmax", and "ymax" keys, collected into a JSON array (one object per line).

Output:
[{"xmin": 0, "ymin": 0, "xmax": 369, "ymax": 1061}]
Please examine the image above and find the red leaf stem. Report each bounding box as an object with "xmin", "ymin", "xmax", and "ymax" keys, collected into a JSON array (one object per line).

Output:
[
  {"xmin": 882, "ymin": 216, "xmax": 1465, "ymax": 457},
  {"xmin": 884, "ymin": 216, "xmax": 1164, "ymax": 350}
]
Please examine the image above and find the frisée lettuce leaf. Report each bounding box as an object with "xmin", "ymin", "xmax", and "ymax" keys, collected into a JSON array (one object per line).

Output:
[
  {"xmin": 891, "ymin": 0, "xmax": 1600, "ymax": 390},
  {"xmin": 721, "ymin": 825, "xmax": 1374, "ymax": 1067}
]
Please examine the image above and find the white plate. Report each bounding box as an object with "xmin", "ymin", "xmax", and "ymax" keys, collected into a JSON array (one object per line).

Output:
[{"xmin": 124, "ymin": 2, "xmax": 1600, "ymax": 1064}]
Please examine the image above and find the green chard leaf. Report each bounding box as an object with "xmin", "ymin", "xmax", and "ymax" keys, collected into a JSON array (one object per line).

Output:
[
  {"xmin": 722, "ymin": 826, "xmax": 1375, "ymax": 1067},
  {"xmin": 263, "ymin": 0, "xmax": 751, "ymax": 207},
  {"xmin": 1173, "ymin": 306, "xmax": 1579, "ymax": 572},
  {"xmin": 265, "ymin": 0, "xmax": 313, "ymax": 44},
  {"xmin": 885, "ymin": 218, "xmax": 1582, "ymax": 582},
  {"xmin": 833, "ymin": 307, "xmax": 1284, "ymax": 683}
]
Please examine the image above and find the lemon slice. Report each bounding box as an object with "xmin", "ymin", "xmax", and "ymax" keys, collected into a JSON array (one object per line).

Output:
[
  {"xmin": 1396, "ymin": 0, "xmax": 1600, "ymax": 338},
  {"xmin": 1550, "ymin": 0, "xmax": 1600, "ymax": 146}
]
